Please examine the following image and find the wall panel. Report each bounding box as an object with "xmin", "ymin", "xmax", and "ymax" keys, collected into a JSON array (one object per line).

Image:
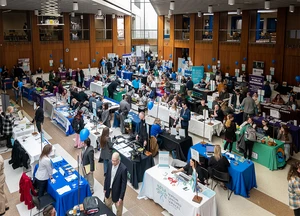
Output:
[
  {"xmin": 194, "ymin": 42, "xmax": 213, "ymax": 70},
  {"xmin": 219, "ymin": 43, "xmax": 241, "ymax": 76}
]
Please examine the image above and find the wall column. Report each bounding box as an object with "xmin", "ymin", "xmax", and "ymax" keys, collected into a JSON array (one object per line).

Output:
[
  {"xmin": 89, "ymin": 14, "xmax": 96, "ymax": 68},
  {"xmin": 212, "ymin": 12, "xmax": 220, "ymax": 61},
  {"xmin": 0, "ymin": 10, "xmax": 4, "ymax": 66},
  {"xmin": 240, "ymin": 10, "xmax": 250, "ymax": 73},
  {"xmin": 31, "ymin": 11, "xmax": 40, "ymax": 71},
  {"xmin": 189, "ymin": 14, "xmax": 195, "ymax": 63},
  {"xmin": 169, "ymin": 15, "xmax": 175, "ymax": 66},
  {"xmin": 63, "ymin": 13, "xmax": 71, "ymax": 68},
  {"xmin": 124, "ymin": 15, "xmax": 132, "ymax": 53},
  {"xmin": 158, "ymin": 15, "xmax": 164, "ymax": 59}
]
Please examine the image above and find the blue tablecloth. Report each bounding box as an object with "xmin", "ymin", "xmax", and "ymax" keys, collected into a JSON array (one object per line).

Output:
[
  {"xmin": 113, "ymin": 111, "xmax": 140, "ymax": 133},
  {"xmin": 187, "ymin": 143, "xmax": 257, "ymax": 198},
  {"xmin": 234, "ymin": 112, "xmax": 244, "ymax": 126},
  {"xmin": 117, "ymin": 70, "xmax": 133, "ymax": 80},
  {"xmin": 253, "ymin": 116, "xmax": 300, "ymax": 151},
  {"xmin": 22, "ymin": 86, "xmax": 35, "ymax": 101},
  {"xmin": 32, "ymin": 92, "xmax": 55, "ymax": 108},
  {"xmin": 34, "ymin": 159, "xmax": 91, "ymax": 216},
  {"xmin": 104, "ymin": 96, "xmax": 120, "ymax": 105}
]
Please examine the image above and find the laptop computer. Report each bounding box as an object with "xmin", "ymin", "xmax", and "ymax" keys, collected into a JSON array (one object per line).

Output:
[{"xmin": 206, "ymin": 145, "xmax": 215, "ymax": 156}]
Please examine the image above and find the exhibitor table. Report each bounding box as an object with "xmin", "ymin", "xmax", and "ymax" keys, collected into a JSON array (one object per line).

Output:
[
  {"xmin": 43, "ymin": 96, "xmax": 67, "ymax": 119},
  {"xmin": 193, "ymin": 87, "xmax": 215, "ymax": 102},
  {"xmin": 138, "ymin": 165, "xmax": 217, "ymax": 216},
  {"xmin": 233, "ymin": 132, "xmax": 285, "ymax": 170},
  {"xmin": 90, "ymin": 81, "xmax": 106, "ymax": 95},
  {"xmin": 12, "ymin": 117, "xmax": 34, "ymax": 139},
  {"xmin": 113, "ymin": 111, "xmax": 141, "ymax": 133},
  {"xmin": 187, "ymin": 144, "xmax": 257, "ymax": 198},
  {"xmin": 260, "ymin": 103, "xmax": 300, "ymax": 123},
  {"xmin": 21, "ymin": 85, "xmax": 35, "ymax": 101},
  {"xmin": 48, "ymin": 158, "xmax": 91, "ymax": 216},
  {"xmin": 52, "ymin": 106, "xmax": 75, "ymax": 136},
  {"xmin": 159, "ymin": 132, "xmax": 193, "ymax": 161},
  {"xmin": 32, "ymin": 91, "xmax": 55, "ymax": 108},
  {"xmin": 117, "ymin": 70, "xmax": 133, "ymax": 80}
]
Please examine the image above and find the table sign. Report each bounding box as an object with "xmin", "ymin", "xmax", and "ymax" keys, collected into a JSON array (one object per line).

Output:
[
  {"xmin": 270, "ymin": 109, "xmax": 280, "ymax": 119},
  {"xmin": 294, "ymin": 120, "xmax": 297, "ymax": 126},
  {"xmin": 179, "ymin": 129, "xmax": 185, "ymax": 138},
  {"xmin": 158, "ymin": 151, "xmax": 169, "ymax": 168},
  {"xmin": 191, "ymin": 149, "xmax": 199, "ymax": 162}
]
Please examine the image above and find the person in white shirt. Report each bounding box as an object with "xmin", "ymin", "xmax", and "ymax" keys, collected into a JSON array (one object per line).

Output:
[
  {"xmin": 35, "ymin": 144, "xmax": 54, "ymax": 197},
  {"xmin": 169, "ymin": 103, "xmax": 179, "ymax": 128}
]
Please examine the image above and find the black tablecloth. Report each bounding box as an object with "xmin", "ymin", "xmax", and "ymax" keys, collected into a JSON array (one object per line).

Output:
[
  {"xmin": 159, "ymin": 132, "xmax": 193, "ymax": 161},
  {"xmin": 66, "ymin": 199, "xmax": 116, "ymax": 216},
  {"xmin": 260, "ymin": 104, "xmax": 300, "ymax": 123},
  {"xmin": 187, "ymin": 99, "xmax": 201, "ymax": 113},
  {"xmin": 114, "ymin": 148, "xmax": 154, "ymax": 189},
  {"xmin": 192, "ymin": 88, "xmax": 214, "ymax": 102}
]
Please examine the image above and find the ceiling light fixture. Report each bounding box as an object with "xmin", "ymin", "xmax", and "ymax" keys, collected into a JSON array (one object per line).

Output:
[
  {"xmin": 34, "ymin": 9, "xmax": 39, "ymax": 16},
  {"xmin": 168, "ymin": 9, "xmax": 172, "ymax": 15},
  {"xmin": 0, "ymin": 0, "xmax": 7, "ymax": 7},
  {"xmin": 98, "ymin": 9, "xmax": 102, "ymax": 16},
  {"xmin": 289, "ymin": 5, "xmax": 295, "ymax": 13},
  {"xmin": 71, "ymin": 12, "xmax": 75, "ymax": 17},
  {"xmin": 264, "ymin": 0, "xmax": 270, "ymax": 10},
  {"xmin": 168, "ymin": 14, "xmax": 171, "ymax": 19},
  {"xmin": 237, "ymin": 8, "xmax": 241, "ymax": 15},
  {"xmin": 73, "ymin": 2, "xmax": 78, "ymax": 11},
  {"xmin": 170, "ymin": 1, "xmax": 175, "ymax": 10},
  {"xmin": 208, "ymin": 5, "xmax": 212, "ymax": 13},
  {"xmin": 112, "ymin": 14, "xmax": 116, "ymax": 19},
  {"xmin": 198, "ymin": 11, "xmax": 202, "ymax": 17},
  {"xmin": 228, "ymin": 0, "xmax": 235, "ymax": 6}
]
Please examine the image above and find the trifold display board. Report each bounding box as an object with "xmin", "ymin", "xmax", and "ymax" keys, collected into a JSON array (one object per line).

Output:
[{"xmin": 191, "ymin": 66, "xmax": 205, "ymax": 84}]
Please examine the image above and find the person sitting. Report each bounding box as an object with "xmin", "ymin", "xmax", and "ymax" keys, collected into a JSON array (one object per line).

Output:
[
  {"xmin": 208, "ymin": 145, "xmax": 230, "ymax": 189},
  {"xmin": 171, "ymin": 71, "xmax": 177, "ymax": 81},
  {"xmin": 212, "ymin": 97, "xmax": 220, "ymax": 110},
  {"xmin": 231, "ymin": 89, "xmax": 244, "ymax": 109},
  {"xmin": 36, "ymin": 67, "xmax": 43, "ymax": 74},
  {"xmin": 272, "ymin": 93, "xmax": 284, "ymax": 105},
  {"xmin": 221, "ymin": 101, "xmax": 234, "ymax": 116},
  {"xmin": 171, "ymin": 158, "xmax": 206, "ymax": 184},
  {"xmin": 211, "ymin": 104, "xmax": 224, "ymax": 122},
  {"xmin": 219, "ymin": 87, "xmax": 230, "ymax": 101},
  {"xmin": 197, "ymin": 99, "xmax": 208, "ymax": 115},
  {"xmin": 286, "ymin": 95, "xmax": 297, "ymax": 109},
  {"xmin": 198, "ymin": 78, "xmax": 207, "ymax": 89},
  {"xmin": 258, "ymin": 119, "xmax": 272, "ymax": 137},
  {"xmin": 161, "ymin": 92, "xmax": 169, "ymax": 103},
  {"xmin": 277, "ymin": 125, "xmax": 293, "ymax": 160},
  {"xmin": 150, "ymin": 118, "xmax": 164, "ymax": 148}
]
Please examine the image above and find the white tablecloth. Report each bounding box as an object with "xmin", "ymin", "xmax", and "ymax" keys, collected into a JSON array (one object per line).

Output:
[
  {"xmin": 43, "ymin": 97, "xmax": 67, "ymax": 119},
  {"xmin": 53, "ymin": 106, "xmax": 73, "ymax": 133},
  {"xmin": 84, "ymin": 122, "xmax": 113, "ymax": 149},
  {"xmin": 148, "ymin": 104, "xmax": 170, "ymax": 123},
  {"xmin": 138, "ymin": 165, "xmax": 217, "ymax": 216},
  {"xmin": 90, "ymin": 81, "xmax": 105, "ymax": 95},
  {"xmin": 13, "ymin": 117, "xmax": 34, "ymax": 139}
]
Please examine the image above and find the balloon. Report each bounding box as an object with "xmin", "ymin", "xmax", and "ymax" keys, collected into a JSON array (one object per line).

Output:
[
  {"xmin": 235, "ymin": 61, "xmax": 239, "ymax": 66},
  {"xmin": 182, "ymin": 60, "xmax": 185, "ymax": 64},
  {"xmin": 296, "ymin": 76, "xmax": 300, "ymax": 83},
  {"xmin": 147, "ymin": 101, "xmax": 154, "ymax": 110},
  {"xmin": 178, "ymin": 68, "xmax": 182, "ymax": 73},
  {"xmin": 50, "ymin": 54, "xmax": 52, "ymax": 58},
  {"xmin": 207, "ymin": 65, "xmax": 211, "ymax": 70},
  {"xmin": 60, "ymin": 59, "xmax": 63, "ymax": 63},
  {"xmin": 212, "ymin": 58, "xmax": 216, "ymax": 62},
  {"xmin": 243, "ymin": 57, "xmax": 247, "ymax": 61},
  {"xmin": 96, "ymin": 51, "xmax": 99, "ymax": 54},
  {"xmin": 0, "ymin": 68, "xmax": 2, "ymax": 73},
  {"xmin": 92, "ymin": 59, "xmax": 96, "ymax": 63},
  {"xmin": 101, "ymin": 61, "xmax": 105, "ymax": 66},
  {"xmin": 122, "ymin": 65, "xmax": 125, "ymax": 70},
  {"xmin": 139, "ymin": 68, "xmax": 144, "ymax": 73},
  {"xmin": 80, "ymin": 128, "xmax": 90, "ymax": 141},
  {"xmin": 169, "ymin": 54, "xmax": 172, "ymax": 58},
  {"xmin": 272, "ymin": 59, "xmax": 276, "ymax": 64},
  {"xmin": 18, "ymin": 81, "xmax": 23, "ymax": 88}
]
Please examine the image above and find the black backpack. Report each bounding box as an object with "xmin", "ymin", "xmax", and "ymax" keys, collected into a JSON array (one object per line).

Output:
[
  {"xmin": 83, "ymin": 196, "xmax": 100, "ymax": 215},
  {"xmin": 72, "ymin": 118, "xmax": 81, "ymax": 134}
]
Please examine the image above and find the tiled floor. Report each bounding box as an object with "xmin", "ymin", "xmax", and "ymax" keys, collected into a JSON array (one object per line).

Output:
[{"xmin": 1, "ymin": 91, "xmax": 296, "ymax": 216}]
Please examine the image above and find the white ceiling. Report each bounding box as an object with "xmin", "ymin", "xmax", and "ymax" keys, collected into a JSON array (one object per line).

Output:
[
  {"xmin": 150, "ymin": 0, "xmax": 300, "ymax": 15},
  {"xmin": 0, "ymin": 0, "xmax": 130, "ymax": 15}
]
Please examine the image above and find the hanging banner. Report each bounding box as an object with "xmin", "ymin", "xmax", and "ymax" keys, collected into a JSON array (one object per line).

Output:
[
  {"xmin": 191, "ymin": 66, "xmax": 204, "ymax": 84},
  {"xmin": 249, "ymin": 74, "xmax": 264, "ymax": 94}
]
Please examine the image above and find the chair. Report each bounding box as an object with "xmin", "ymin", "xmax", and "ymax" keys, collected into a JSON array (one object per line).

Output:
[
  {"xmin": 199, "ymin": 166, "xmax": 210, "ymax": 186},
  {"xmin": 149, "ymin": 136, "xmax": 159, "ymax": 157},
  {"xmin": 211, "ymin": 169, "xmax": 233, "ymax": 200},
  {"xmin": 30, "ymin": 190, "xmax": 55, "ymax": 216}
]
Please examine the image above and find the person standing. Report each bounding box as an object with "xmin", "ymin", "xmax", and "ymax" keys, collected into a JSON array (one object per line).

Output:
[
  {"xmin": 241, "ymin": 92, "xmax": 256, "ymax": 122},
  {"xmin": 240, "ymin": 117, "xmax": 256, "ymax": 160},
  {"xmin": 99, "ymin": 127, "xmax": 113, "ymax": 176},
  {"xmin": 101, "ymin": 103, "xmax": 111, "ymax": 128},
  {"xmin": 119, "ymin": 96, "xmax": 130, "ymax": 134},
  {"xmin": 150, "ymin": 118, "xmax": 164, "ymax": 148},
  {"xmin": 136, "ymin": 112, "xmax": 148, "ymax": 148},
  {"xmin": 12, "ymin": 77, "xmax": 19, "ymax": 104},
  {"xmin": 32, "ymin": 102, "xmax": 44, "ymax": 133},
  {"xmin": 277, "ymin": 125, "xmax": 293, "ymax": 161},
  {"xmin": 224, "ymin": 114, "xmax": 236, "ymax": 153},
  {"xmin": 287, "ymin": 162, "xmax": 300, "ymax": 216},
  {"xmin": 35, "ymin": 145, "xmax": 54, "ymax": 197},
  {"xmin": 82, "ymin": 138, "xmax": 95, "ymax": 194},
  {"xmin": 132, "ymin": 77, "xmax": 140, "ymax": 93},
  {"xmin": 169, "ymin": 103, "xmax": 179, "ymax": 128},
  {"xmin": 0, "ymin": 155, "xmax": 9, "ymax": 216},
  {"xmin": 231, "ymin": 89, "xmax": 244, "ymax": 109},
  {"xmin": 72, "ymin": 110, "xmax": 85, "ymax": 148},
  {"xmin": 106, "ymin": 59, "xmax": 112, "ymax": 75},
  {"xmin": 104, "ymin": 152, "xmax": 127, "ymax": 216},
  {"xmin": 107, "ymin": 80, "xmax": 120, "ymax": 99},
  {"xmin": 3, "ymin": 106, "xmax": 15, "ymax": 148},
  {"xmin": 79, "ymin": 69, "xmax": 85, "ymax": 88},
  {"xmin": 180, "ymin": 101, "xmax": 191, "ymax": 138}
]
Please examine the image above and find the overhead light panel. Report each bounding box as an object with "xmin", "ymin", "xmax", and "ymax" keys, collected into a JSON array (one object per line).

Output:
[
  {"xmin": 98, "ymin": 9, "xmax": 102, "ymax": 16},
  {"xmin": 289, "ymin": 5, "xmax": 295, "ymax": 13},
  {"xmin": 228, "ymin": 0, "xmax": 235, "ymax": 6},
  {"xmin": 208, "ymin": 5, "xmax": 212, "ymax": 13},
  {"xmin": 34, "ymin": 9, "xmax": 39, "ymax": 16},
  {"xmin": 71, "ymin": 12, "xmax": 75, "ymax": 17},
  {"xmin": 264, "ymin": 0, "xmax": 270, "ymax": 10},
  {"xmin": 237, "ymin": 8, "xmax": 241, "ymax": 15},
  {"xmin": 170, "ymin": 1, "xmax": 175, "ymax": 10},
  {"xmin": 112, "ymin": 14, "xmax": 116, "ymax": 19},
  {"xmin": 0, "ymin": 0, "xmax": 7, "ymax": 6},
  {"xmin": 198, "ymin": 11, "xmax": 202, "ymax": 17},
  {"xmin": 73, "ymin": 2, "xmax": 78, "ymax": 11}
]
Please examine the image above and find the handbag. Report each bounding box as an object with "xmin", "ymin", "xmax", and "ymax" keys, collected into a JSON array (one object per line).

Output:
[{"xmin": 83, "ymin": 196, "xmax": 100, "ymax": 215}]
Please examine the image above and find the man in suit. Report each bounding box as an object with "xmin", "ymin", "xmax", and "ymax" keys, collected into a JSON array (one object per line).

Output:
[
  {"xmin": 32, "ymin": 102, "xmax": 44, "ymax": 133},
  {"xmin": 107, "ymin": 80, "xmax": 120, "ymax": 99},
  {"xmin": 119, "ymin": 95, "xmax": 131, "ymax": 134},
  {"xmin": 104, "ymin": 152, "xmax": 127, "ymax": 216},
  {"xmin": 231, "ymin": 89, "xmax": 244, "ymax": 109},
  {"xmin": 180, "ymin": 101, "xmax": 191, "ymax": 138},
  {"xmin": 136, "ymin": 112, "xmax": 148, "ymax": 148},
  {"xmin": 82, "ymin": 138, "xmax": 95, "ymax": 194}
]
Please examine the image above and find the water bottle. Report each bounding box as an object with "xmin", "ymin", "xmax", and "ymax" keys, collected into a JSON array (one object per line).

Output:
[{"xmin": 76, "ymin": 205, "xmax": 80, "ymax": 215}]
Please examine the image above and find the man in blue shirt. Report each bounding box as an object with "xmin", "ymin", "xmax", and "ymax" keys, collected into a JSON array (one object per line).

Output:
[
  {"xmin": 132, "ymin": 77, "xmax": 140, "ymax": 93},
  {"xmin": 180, "ymin": 101, "xmax": 191, "ymax": 138},
  {"xmin": 171, "ymin": 71, "xmax": 177, "ymax": 81},
  {"xmin": 150, "ymin": 118, "xmax": 164, "ymax": 148}
]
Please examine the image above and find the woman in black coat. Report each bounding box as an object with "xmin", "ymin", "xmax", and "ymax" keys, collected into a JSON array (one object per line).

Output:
[{"xmin": 224, "ymin": 114, "xmax": 236, "ymax": 153}]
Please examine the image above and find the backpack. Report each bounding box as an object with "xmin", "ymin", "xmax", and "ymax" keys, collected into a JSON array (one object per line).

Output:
[
  {"xmin": 72, "ymin": 118, "xmax": 81, "ymax": 134},
  {"xmin": 245, "ymin": 125, "xmax": 257, "ymax": 142},
  {"xmin": 83, "ymin": 196, "xmax": 99, "ymax": 215}
]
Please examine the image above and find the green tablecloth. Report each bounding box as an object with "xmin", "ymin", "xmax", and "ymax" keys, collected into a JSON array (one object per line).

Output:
[
  {"xmin": 231, "ymin": 134, "xmax": 285, "ymax": 171},
  {"xmin": 103, "ymin": 87, "xmax": 126, "ymax": 102}
]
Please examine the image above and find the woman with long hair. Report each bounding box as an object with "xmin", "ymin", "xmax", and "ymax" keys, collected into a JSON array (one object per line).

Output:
[
  {"xmin": 272, "ymin": 93, "xmax": 284, "ymax": 105},
  {"xmin": 12, "ymin": 77, "xmax": 19, "ymax": 104},
  {"xmin": 287, "ymin": 162, "xmax": 300, "ymax": 216},
  {"xmin": 277, "ymin": 125, "xmax": 293, "ymax": 161},
  {"xmin": 72, "ymin": 110, "xmax": 85, "ymax": 148},
  {"xmin": 169, "ymin": 103, "xmax": 179, "ymax": 128},
  {"xmin": 99, "ymin": 127, "xmax": 113, "ymax": 176},
  {"xmin": 35, "ymin": 144, "xmax": 53, "ymax": 197},
  {"xmin": 101, "ymin": 103, "xmax": 111, "ymax": 128},
  {"xmin": 224, "ymin": 114, "xmax": 236, "ymax": 153}
]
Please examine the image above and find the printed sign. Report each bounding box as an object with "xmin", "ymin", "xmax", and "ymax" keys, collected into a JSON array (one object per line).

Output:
[
  {"xmin": 191, "ymin": 66, "xmax": 204, "ymax": 84},
  {"xmin": 249, "ymin": 74, "xmax": 264, "ymax": 94}
]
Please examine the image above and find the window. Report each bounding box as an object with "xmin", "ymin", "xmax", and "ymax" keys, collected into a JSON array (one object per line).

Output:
[
  {"xmin": 174, "ymin": 15, "xmax": 190, "ymax": 40},
  {"xmin": 95, "ymin": 16, "xmax": 112, "ymax": 40},
  {"xmin": 195, "ymin": 15, "xmax": 213, "ymax": 41},
  {"xmin": 70, "ymin": 15, "xmax": 89, "ymax": 41},
  {"xmin": 219, "ymin": 13, "xmax": 242, "ymax": 42},
  {"xmin": 38, "ymin": 16, "xmax": 63, "ymax": 41},
  {"xmin": 3, "ymin": 11, "xmax": 31, "ymax": 42}
]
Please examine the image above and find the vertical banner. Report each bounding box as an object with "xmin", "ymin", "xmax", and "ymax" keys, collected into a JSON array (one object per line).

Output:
[
  {"xmin": 249, "ymin": 74, "xmax": 264, "ymax": 94},
  {"xmin": 191, "ymin": 66, "xmax": 204, "ymax": 84}
]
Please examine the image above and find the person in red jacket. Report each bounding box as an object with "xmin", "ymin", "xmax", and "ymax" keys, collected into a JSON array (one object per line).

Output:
[{"xmin": 19, "ymin": 173, "xmax": 36, "ymax": 209}]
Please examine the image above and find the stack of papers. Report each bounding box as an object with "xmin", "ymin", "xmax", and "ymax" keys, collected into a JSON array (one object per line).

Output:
[
  {"xmin": 65, "ymin": 174, "xmax": 78, "ymax": 182},
  {"xmin": 119, "ymin": 146, "xmax": 133, "ymax": 157},
  {"xmin": 56, "ymin": 185, "xmax": 71, "ymax": 195},
  {"xmin": 51, "ymin": 156, "xmax": 63, "ymax": 163},
  {"xmin": 114, "ymin": 143, "xmax": 127, "ymax": 150}
]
